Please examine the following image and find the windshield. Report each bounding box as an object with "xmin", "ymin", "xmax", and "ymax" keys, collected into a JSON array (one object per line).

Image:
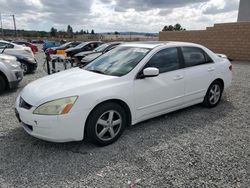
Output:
[
  {"xmin": 60, "ymin": 42, "xmax": 71, "ymax": 48},
  {"xmin": 94, "ymin": 44, "xmax": 109, "ymax": 52},
  {"xmin": 84, "ymin": 46, "xmax": 150, "ymax": 76},
  {"xmin": 75, "ymin": 42, "xmax": 88, "ymax": 48}
]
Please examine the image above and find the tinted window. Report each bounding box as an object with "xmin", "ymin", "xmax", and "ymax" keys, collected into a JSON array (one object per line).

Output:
[
  {"xmin": 182, "ymin": 47, "xmax": 213, "ymax": 67},
  {"xmin": 0, "ymin": 42, "xmax": 6, "ymax": 49},
  {"xmin": 146, "ymin": 48, "xmax": 180, "ymax": 73},
  {"xmin": 0, "ymin": 42, "xmax": 13, "ymax": 49}
]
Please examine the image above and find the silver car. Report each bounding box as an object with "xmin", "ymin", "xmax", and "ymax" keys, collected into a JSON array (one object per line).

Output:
[{"xmin": 0, "ymin": 54, "xmax": 23, "ymax": 93}]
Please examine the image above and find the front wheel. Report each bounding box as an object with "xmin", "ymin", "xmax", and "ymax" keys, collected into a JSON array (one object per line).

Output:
[
  {"xmin": 203, "ymin": 81, "xmax": 223, "ymax": 108},
  {"xmin": 86, "ymin": 102, "xmax": 127, "ymax": 146},
  {"xmin": 21, "ymin": 63, "xmax": 30, "ymax": 74}
]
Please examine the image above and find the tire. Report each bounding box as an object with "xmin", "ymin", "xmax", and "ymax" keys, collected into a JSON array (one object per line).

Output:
[
  {"xmin": 0, "ymin": 74, "xmax": 6, "ymax": 93},
  {"xmin": 86, "ymin": 102, "xmax": 127, "ymax": 146},
  {"xmin": 203, "ymin": 81, "xmax": 223, "ymax": 108},
  {"xmin": 21, "ymin": 63, "xmax": 30, "ymax": 74}
]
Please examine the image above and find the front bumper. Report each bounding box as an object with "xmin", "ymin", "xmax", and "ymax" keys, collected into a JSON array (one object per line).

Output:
[
  {"xmin": 15, "ymin": 96, "xmax": 89, "ymax": 142},
  {"xmin": 28, "ymin": 61, "xmax": 38, "ymax": 72},
  {"xmin": 8, "ymin": 70, "xmax": 23, "ymax": 89}
]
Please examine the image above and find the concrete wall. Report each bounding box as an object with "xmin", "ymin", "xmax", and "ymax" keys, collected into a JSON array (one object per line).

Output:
[
  {"xmin": 159, "ymin": 22, "xmax": 250, "ymax": 61},
  {"xmin": 238, "ymin": 0, "xmax": 250, "ymax": 22}
]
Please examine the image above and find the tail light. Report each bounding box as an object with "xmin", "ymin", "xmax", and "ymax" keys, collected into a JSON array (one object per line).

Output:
[
  {"xmin": 229, "ymin": 65, "xmax": 233, "ymax": 71},
  {"xmin": 48, "ymin": 49, "xmax": 56, "ymax": 54}
]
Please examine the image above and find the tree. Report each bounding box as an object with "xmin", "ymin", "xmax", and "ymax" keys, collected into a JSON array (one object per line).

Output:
[
  {"xmin": 114, "ymin": 31, "xmax": 119, "ymax": 35},
  {"xmin": 50, "ymin": 27, "xmax": 57, "ymax": 37},
  {"xmin": 80, "ymin": 29, "xmax": 84, "ymax": 34},
  {"xmin": 86, "ymin": 30, "xmax": 89, "ymax": 34},
  {"xmin": 162, "ymin": 23, "xmax": 185, "ymax": 31},
  {"xmin": 91, "ymin": 29, "xmax": 95, "ymax": 34},
  {"xmin": 67, "ymin": 25, "xmax": 73, "ymax": 37},
  {"xmin": 174, "ymin": 23, "xmax": 182, "ymax": 31}
]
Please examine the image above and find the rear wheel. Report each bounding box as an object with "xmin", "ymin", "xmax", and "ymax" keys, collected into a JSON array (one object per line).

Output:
[
  {"xmin": 0, "ymin": 74, "xmax": 6, "ymax": 93},
  {"xmin": 86, "ymin": 102, "xmax": 127, "ymax": 146},
  {"xmin": 203, "ymin": 81, "xmax": 223, "ymax": 108}
]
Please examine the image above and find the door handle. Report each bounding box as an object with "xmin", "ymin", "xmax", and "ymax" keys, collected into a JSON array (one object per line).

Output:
[
  {"xmin": 208, "ymin": 67, "xmax": 215, "ymax": 72},
  {"xmin": 173, "ymin": 75, "xmax": 184, "ymax": 80}
]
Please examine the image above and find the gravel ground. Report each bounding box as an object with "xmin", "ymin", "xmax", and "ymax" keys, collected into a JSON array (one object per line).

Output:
[{"xmin": 0, "ymin": 49, "xmax": 249, "ymax": 188}]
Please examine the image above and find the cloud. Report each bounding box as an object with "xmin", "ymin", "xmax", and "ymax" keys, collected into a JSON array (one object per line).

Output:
[
  {"xmin": 99, "ymin": 0, "xmax": 209, "ymax": 12},
  {"xmin": 0, "ymin": 0, "xmax": 240, "ymax": 32},
  {"xmin": 203, "ymin": 0, "xmax": 239, "ymax": 14}
]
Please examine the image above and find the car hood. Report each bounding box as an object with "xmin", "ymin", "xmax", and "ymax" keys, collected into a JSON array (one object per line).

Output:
[
  {"xmin": 74, "ymin": 51, "xmax": 94, "ymax": 57},
  {"xmin": 20, "ymin": 68, "xmax": 116, "ymax": 106},
  {"xmin": 0, "ymin": 54, "xmax": 17, "ymax": 61},
  {"xmin": 82, "ymin": 53, "xmax": 102, "ymax": 62}
]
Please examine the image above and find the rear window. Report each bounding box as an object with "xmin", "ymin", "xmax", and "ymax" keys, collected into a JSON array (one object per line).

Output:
[{"xmin": 182, "ymin": 47, "xmax": 213, "ymax": 67}]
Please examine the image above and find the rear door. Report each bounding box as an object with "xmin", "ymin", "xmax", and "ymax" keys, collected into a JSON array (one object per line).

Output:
[{"xmin": 181, "ymin": 47, "xmax": 215, "ymax": 103}]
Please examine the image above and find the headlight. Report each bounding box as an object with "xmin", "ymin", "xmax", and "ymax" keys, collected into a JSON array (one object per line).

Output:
[
  {"xmin": 27, "ymin": 57, "xmax": 36, "ymax": 63},
  {"xmin": 9, "ymin": 61, "xmax": 21, "ymax": 68},
  {"xmin": 33, "ymin": 96, "xmax": 78, "ymax": 115}
]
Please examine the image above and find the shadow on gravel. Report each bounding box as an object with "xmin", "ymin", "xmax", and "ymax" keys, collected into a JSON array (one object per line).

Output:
[
  {"xmin": 0, "ymin": 88, "xmax": 19, "ymax": 96},
  {"xmin": 0, "ymin": 99, "xmax": 235, "ymax": 187}
]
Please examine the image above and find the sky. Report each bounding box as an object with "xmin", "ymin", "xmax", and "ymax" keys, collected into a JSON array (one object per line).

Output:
[{"xmin": 0, "ymin": 0, "xmax": 240, "ymax": 33}]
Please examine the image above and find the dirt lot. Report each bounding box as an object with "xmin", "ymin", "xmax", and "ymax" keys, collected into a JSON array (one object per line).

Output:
[{"xmin": 0, "ymin": 50, "xmax": 249, "ymax": 187}]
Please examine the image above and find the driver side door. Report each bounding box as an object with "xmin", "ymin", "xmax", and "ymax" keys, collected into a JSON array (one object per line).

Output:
[{"xmin": 134, "ymin": 47, "xmax": 185, "ymax": 121}]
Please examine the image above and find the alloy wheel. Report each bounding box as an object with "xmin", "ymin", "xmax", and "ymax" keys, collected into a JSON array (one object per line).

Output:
[
  {"xmin": 21, "ymin": 63, "xmax": 28, "ymax": 74},
  {"xmin": 209, "ymin": 84, "xmax": 221, "ymax": 105},
  {"xmin": 95, "ymin": 110, "xmax": 122, "ymax": 141}
]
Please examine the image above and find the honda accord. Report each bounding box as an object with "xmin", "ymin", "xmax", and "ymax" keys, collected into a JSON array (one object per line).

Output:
[{"xmin": 15, "ymin": 42, "xmax": 232, "ymax": 146}]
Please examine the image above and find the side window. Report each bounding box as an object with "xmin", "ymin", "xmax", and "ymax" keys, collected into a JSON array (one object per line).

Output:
[
  {"xmin": 84, "ymin": 44, "xmax": 92, "ymax": 50},
  {"xmin": 145, "ymin": 48, "xmax": 180, "ymax": 73},
  {"xmin": 7, "ymin": 44, "xmax": 14, "ymax": 48},
  {"xmin": 182, "ymin": 47, "xmax": 213, "ymax": 67},
  {"xmin": 0, "ymin": 42, "xmax": 13, "ymax": 49},
  {"xmin": 94, "ymin": 43, "xmax": 101, "ymax": 48},
  {"xmin": 0, "ymin": 42, "xmax": 6, "ymax": 49}
]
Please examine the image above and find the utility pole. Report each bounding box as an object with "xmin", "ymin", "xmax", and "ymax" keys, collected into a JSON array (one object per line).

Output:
[
  {"xmin": 0, "ymin": 12, "xmax": 3, "ymax": 36},
  {"xmin": 11, "ymin": 14, "xmax": 17, "ymax": 37}
]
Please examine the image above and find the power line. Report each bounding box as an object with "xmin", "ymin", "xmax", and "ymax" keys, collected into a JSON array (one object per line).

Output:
[{"xmin": 0, "ymin": 12, "xmax": 3, "ymax": 36}]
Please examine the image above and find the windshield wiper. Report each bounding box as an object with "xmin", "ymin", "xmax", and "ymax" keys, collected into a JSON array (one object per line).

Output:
[{"xmin": 89, "ymin": 69, "xmax": 106, "ymax": 75}]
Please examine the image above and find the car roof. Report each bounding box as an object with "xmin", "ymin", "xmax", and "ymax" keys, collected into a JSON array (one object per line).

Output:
[
  {"xmin": 0, "ymin": 40, "xmax": 18, "ymax": 46},
  {"xmin": 121, "ymin": 41, "xmax": 203, "ymax": 49}
]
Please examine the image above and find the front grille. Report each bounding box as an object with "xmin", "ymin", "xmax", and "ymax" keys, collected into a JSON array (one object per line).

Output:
[{"xmin": 19, "ymin": 97, "xmax": 33, "ymax": 110}]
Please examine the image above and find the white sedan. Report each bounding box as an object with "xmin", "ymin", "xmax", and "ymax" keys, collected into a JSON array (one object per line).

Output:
[
  {"xmin": 15, "ymin": 42, "xmax": 232, "ymax": 146},
  {"xmin": 0, "ymin": 40, "xmax": 34, "ymax": 57}
]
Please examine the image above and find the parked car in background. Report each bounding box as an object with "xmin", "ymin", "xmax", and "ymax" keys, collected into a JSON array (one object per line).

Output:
[
  {"xmin": 42, "ymin": 40, "xmax": 64, "ymax": 52},
  {"xmin": 78, "ymin": 42, "xmax": 122, "ymax": 66},
  {"xmin": 65, "ymin": 41, "xmax": 104, "ymax": 57},
  {"xmin": 31, "ymin": 40, "xmax": 44, "ymax": 44},
  {"xmin": 0, "ymin": 40, "xmax": 34, "ymax": 57},
  {"xmin": 13, "ymin": 41, "xmax": 38, "ymax": 53},
  {"xmin": 15, "ymin": 55, "xmax": 37, "ymax": 74},
  {"xmin": 0, "ymin": 54, "xmax": 23, "ymax": 93},
  {"xmin": 74, "ymin": 42, "xmax": 122, "ymax": 62},
  {"xmin": 46, "ymin": 41, "xmax": 81, "ymax": 55},
  {"xmin": 15, "ymin": 42, "xmax": 232, "ymax": 146}
]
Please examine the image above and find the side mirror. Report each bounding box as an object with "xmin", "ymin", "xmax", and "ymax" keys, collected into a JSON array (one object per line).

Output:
[{"xmin": 142, "ymin": 67, "xmax": 159, "ymax": 78}]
